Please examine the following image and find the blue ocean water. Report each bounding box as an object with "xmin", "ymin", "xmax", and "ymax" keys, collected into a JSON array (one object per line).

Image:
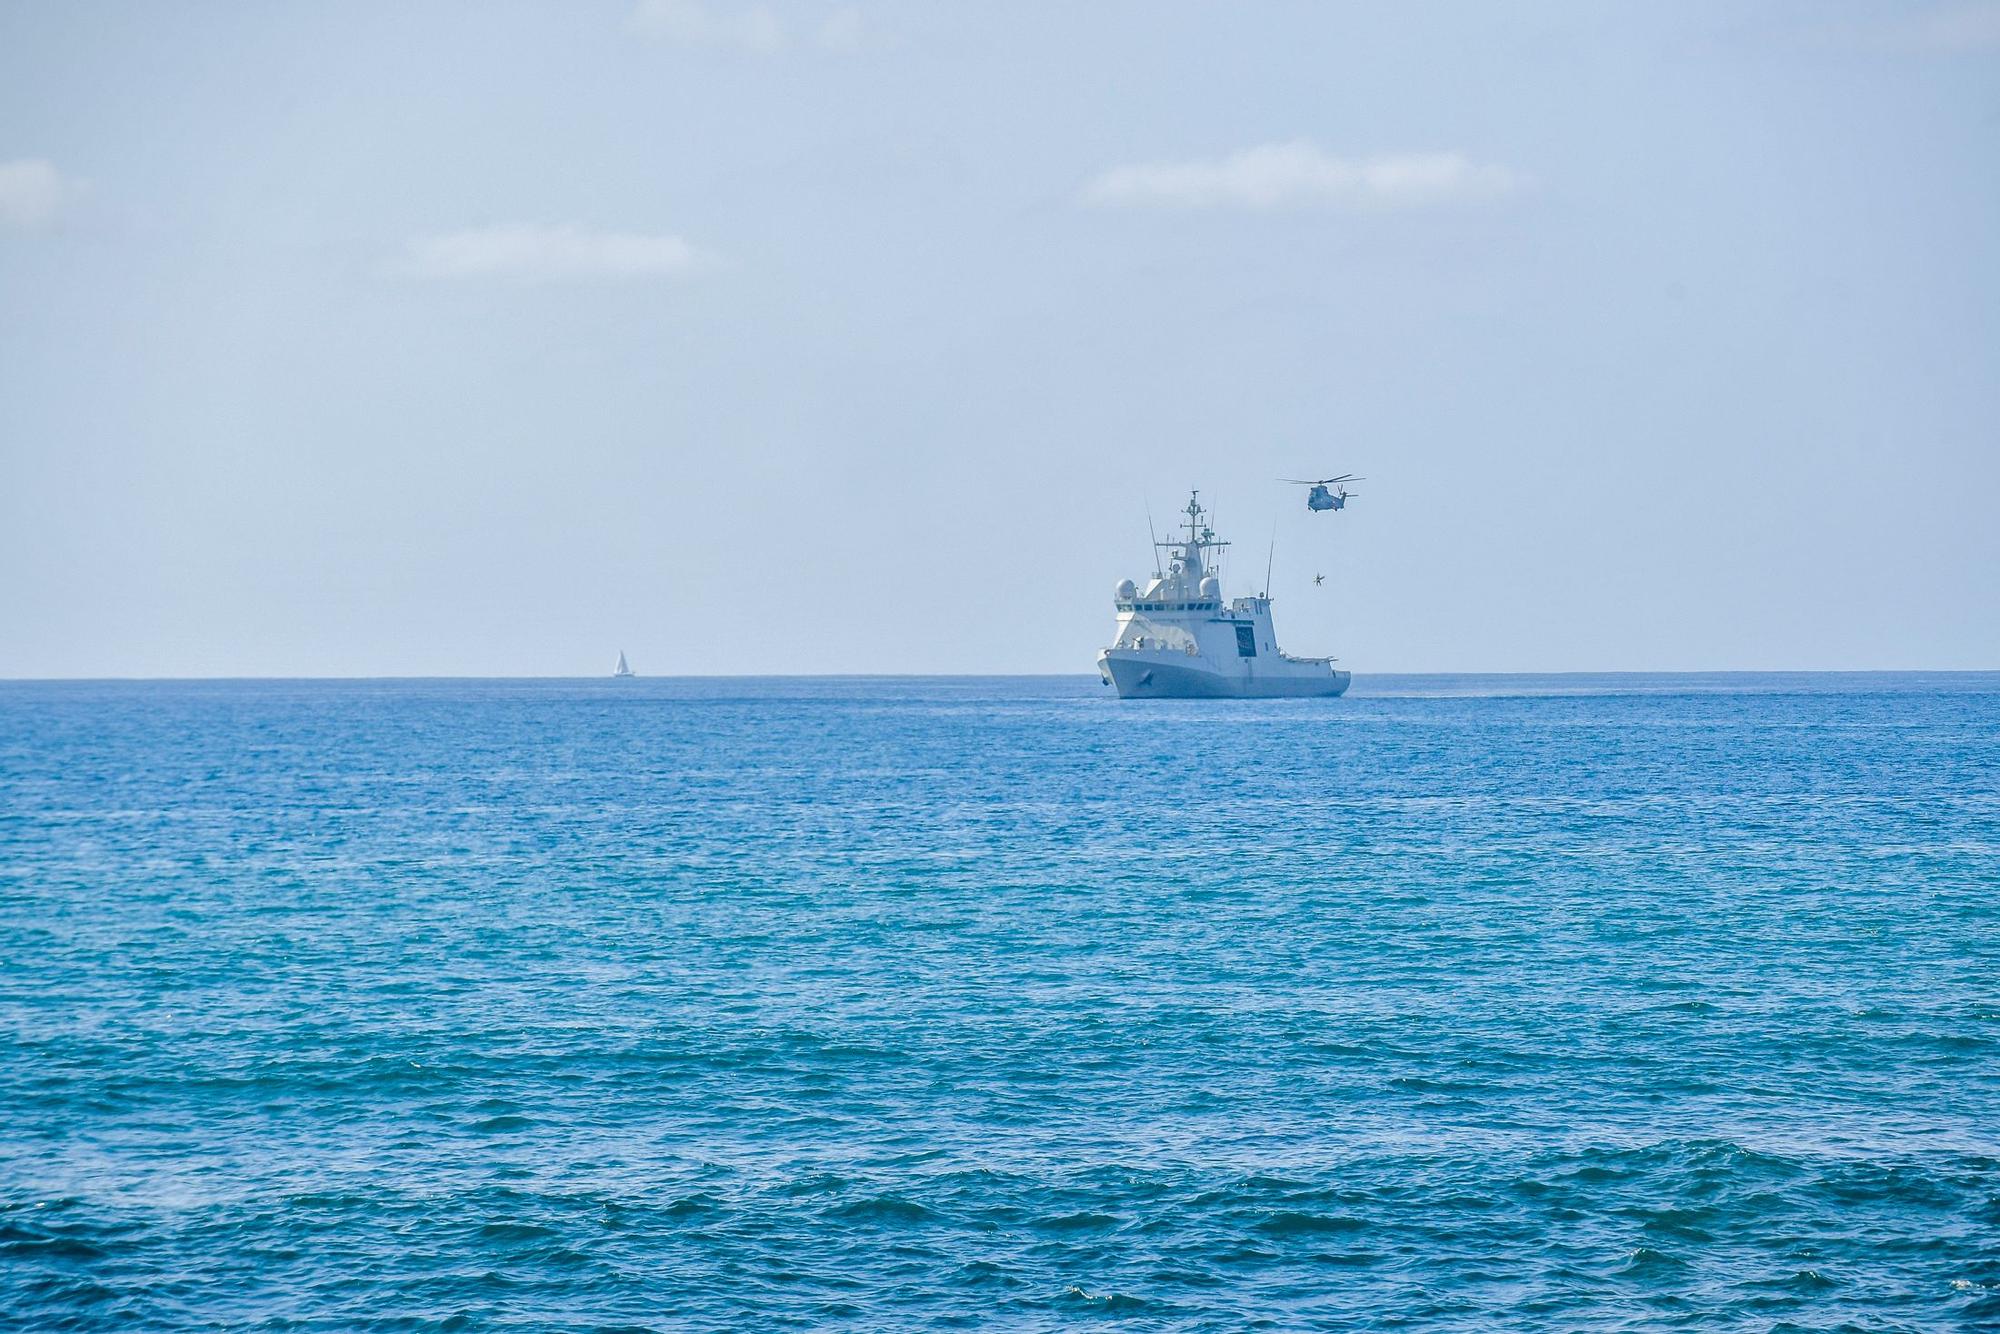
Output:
[{"xmin": 2, "ymin": 674, "xmax": 1997, "ymax": 1331}]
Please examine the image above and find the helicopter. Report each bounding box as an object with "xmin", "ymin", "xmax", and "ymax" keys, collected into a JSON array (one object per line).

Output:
[{"xmin": 1281, "ymin": 474, "xmax": 1362, "ymax": 512}]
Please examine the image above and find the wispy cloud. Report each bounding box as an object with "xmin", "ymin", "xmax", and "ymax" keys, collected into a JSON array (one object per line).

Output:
[
  {"xmin": 628, "ymin": 0, "xmax": 862, "ymax": 54},
  {"xmin": 817, "ymin": 6, "xmax": 863, "ymax": 53},
  {"xmin": 0, "ymin": 158, "xmax": 83, "ymax": 230},
  {"xmin": 1889, "ymin": 2, "xmax": 2000, "ymax": 52},
  {"xmin": 630, "ymin": 0, "xmax": 783, "ymax": 53},
  {"xmin": 401, "ymin": 224, "xmax": 705, "ymax": 281},
  {"xmin": 1082, "ymin": 143, "xmax": 1524, "ymax": 212}
]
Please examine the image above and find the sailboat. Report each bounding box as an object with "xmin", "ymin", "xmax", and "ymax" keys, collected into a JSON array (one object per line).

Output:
[{"xmin": 612, "ymin": 650, "xmax": 634, "ymax": 678}]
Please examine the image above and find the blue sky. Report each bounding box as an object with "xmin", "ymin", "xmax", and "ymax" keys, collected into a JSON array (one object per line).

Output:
[{"xmin": 2, "ymin": 1, "xmax": 1996, "ymax": 675}]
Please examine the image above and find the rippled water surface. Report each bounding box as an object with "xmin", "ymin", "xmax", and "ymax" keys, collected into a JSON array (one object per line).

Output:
[{"xmin": 3, "ymin": 674, "xmax": 1998, "ymax": 1330}]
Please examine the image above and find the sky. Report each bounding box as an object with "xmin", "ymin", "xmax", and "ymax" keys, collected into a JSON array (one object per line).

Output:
[{"xmin": 2, "ymin": 0, "xmax": 1997, "ymax": 676}]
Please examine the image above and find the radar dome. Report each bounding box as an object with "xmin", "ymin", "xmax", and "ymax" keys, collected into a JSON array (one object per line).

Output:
[
  {"xmin": 1199, "ymin": 576, "xmax": 1220, "ymax": 599},
  {"xmin": 1115, "ymin": 578, "xmax": 1137, "ymax": 601}
]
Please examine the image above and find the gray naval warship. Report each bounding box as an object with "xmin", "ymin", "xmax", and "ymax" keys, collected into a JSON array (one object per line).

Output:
[{"xmin": 1097, "ymin": 492, "xmax": 1350, "ymax": 699}]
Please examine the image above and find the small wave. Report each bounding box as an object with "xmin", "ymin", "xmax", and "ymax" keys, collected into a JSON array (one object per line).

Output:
[
  {"xmin": 1062, "ymin": 1284, "xmax": 1155, "ymax": 1312},
  {"xmin": 1619, "ymin": 1246, "xmax": 1690, "ymax": 1275},
  {"xmin": 657, "ymin": 1194, "xmax": 721, "ymax": 1219},
  {"xmin": 1256, "ymin": 1210, "xmax": 1367, "ymax": 1237},
  {"xmin": 777, "ymin": 1172, "xmax": 850, "ymax": 1198},
  {"xmin": 475, "ymin": 1221, "xmax": 559, "ymax": 1242},
  {"xmin": 1033, "ymin": 1211, "xmax": 1120, "ymax": 1233},
  {"xmin": 831, "ymin": 1195, "xmax": 934, "ymax": 1224},
  {"xmin": 0, "ymin": 1233, "xmax": 109, "ymax": 1262},
  {"xmin": 468, "ymin": 1113, "xmax": 532, "ymax": 1133},
  {"xmin": 1387, "ymin": 1075, "xmax": 1488, "ymax": 1095},
  {"xmin": 1752, "ymin": 1267, "xmax": 1838, "ymax": 1293},
  {"xmin": 953, "ymin": 1259, "xmax": 1021, "ymax": 1289},
  {"xmin": 1628, "ymin": 1204, "xmax": 1719, "ymax": 1242}
]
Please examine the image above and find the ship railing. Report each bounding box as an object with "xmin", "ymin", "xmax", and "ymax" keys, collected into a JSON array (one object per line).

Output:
[{"xmin": 1120, "ymin": 637, "xmax": 1202, "ymax": 657}]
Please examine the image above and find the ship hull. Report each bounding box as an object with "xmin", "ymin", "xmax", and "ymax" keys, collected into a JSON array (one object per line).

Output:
[{"xmin": 1098, "ymin": 650, "xmax": 1350, "ymax": 700}]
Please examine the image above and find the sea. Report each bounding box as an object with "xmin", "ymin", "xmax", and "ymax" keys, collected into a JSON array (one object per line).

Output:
[{"xmin": 2, "ymin": 673, "xmax": 1997, "ymax": 1331}]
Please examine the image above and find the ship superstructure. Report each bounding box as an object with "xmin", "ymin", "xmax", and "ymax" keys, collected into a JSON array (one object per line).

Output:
[{"xmin": 1096, "ymin": 492, "xmax": 1350, "ymax": 699}]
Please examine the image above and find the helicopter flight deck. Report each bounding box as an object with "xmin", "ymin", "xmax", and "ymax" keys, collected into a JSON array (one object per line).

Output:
[{"xmin": 1097, "ymin": 492, "xmax": 1351, "ymax": 700}]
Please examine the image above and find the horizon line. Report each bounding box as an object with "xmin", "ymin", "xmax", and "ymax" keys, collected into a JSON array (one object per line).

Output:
[{"xmin": 4, "ymin": 668, "xmax": 1998, "ymax": 685}]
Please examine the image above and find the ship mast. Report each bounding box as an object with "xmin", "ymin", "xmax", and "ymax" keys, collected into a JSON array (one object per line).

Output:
[{"xmin": 1152, "ymin": 490, "xmax": 1229, "ymax": 590}]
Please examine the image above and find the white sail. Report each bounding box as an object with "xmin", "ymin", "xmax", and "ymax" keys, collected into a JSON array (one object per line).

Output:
[{"xmin": 613, "ymin": 651, "xmax": 633, "ymax": 677}]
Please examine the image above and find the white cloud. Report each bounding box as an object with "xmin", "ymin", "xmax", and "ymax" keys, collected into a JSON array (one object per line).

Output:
[
  {"xmin": 629, "ymin": 0, "xmax": 787, "ymax": 53},
  {"xmin": 818, "ymin": 6, "xmax": 863, "ymax": 52},
  {"xmin": 0, "ymin": 158, "xmax": 81, "ymax": 230},
  {"xmin": 1082, "ymin": 143, "xmax": 1525, "ymax": 212},
  {"xmin": 628, "ymin": 0, "xmax": 862, "ymax": 54},
  {"xmin": 401, "ymin": 224, "xmax": 704, "ymax": 281},
  {"xmin": 1894, "ymin": 2, "xmax": 2000, "ymax": 52}
]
